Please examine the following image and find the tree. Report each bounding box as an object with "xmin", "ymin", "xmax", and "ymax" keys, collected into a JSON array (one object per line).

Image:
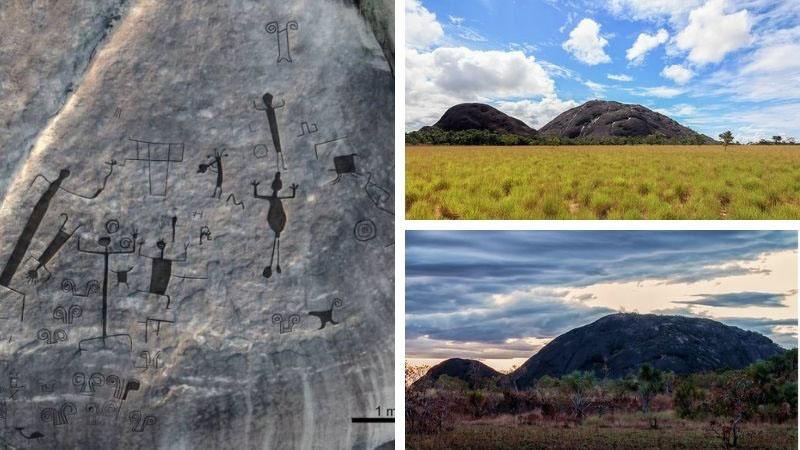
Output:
[
  {"xmin": 773, "ymin": 135, "xmax": 783, "ymax": 144},
  {"xmin": 719, "ymin": 131, "xmax": 734, "ymax": 149},
  {"xmin": 675, "ymin": 378, "xmax": 701, "ymax": 419},
  {"xmin": 561, "ymin": 371, "xmax": 596, "ymax": 420},
  {"xmin": 710, "ymin": 374, "xmax": 757, "ymax": 448},
  {"xmin": 694, "ymin": 134, "xmax": 705, "ymax": 146},
  {"xmin": 636, "ymin": 364, "xmax": 664, "ymax": 428}
]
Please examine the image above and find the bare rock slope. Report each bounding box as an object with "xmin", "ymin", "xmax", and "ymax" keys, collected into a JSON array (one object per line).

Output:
[
  {"xmin": 412, "ymin": 358, "xmax": 501, "ymax": 390},
  {"xmin": 509, "ymin": 314, "xmax": 784, "ymax": 389},
  {"xmin": 539, "ymin": 100, "xmax": 711, "ymax": 140},
  {"xmin": 423, "ymin": 103, "xmax": 538, "ymax": 137}
]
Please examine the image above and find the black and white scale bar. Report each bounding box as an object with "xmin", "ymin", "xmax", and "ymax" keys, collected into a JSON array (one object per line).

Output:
[{"xmin": 351, "ymin": 417, "xmax": 395, "ymax": 423}]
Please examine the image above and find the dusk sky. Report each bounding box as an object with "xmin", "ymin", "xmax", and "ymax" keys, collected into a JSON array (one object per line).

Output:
[
  {"xmin": 406, "ymin": 231, "xmax": 798, "ymax": 371},
  {"xmin": 406, "ymin": 0, "xmax": 800, "ymax": 143}
]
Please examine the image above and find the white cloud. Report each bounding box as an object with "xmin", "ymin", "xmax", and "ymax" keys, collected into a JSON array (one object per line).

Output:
[
  {"xmin": 417, "ymin": 47, "xmax": 555, "ymax": 97},
  {"xmin": 456, "ymin": 27, "xmax": 487, "ymax": 42},
  {"xmin": 607, "ymin": 73, "xmax": 633, "ymax": 81},
  {"xmin": 406, "ymin": 47, "xmax": 563, "ymax": 130},
  {"xmin": 448, "ymin": 15, "xmax": 464, "ymax": 25},
  {"xmin": 654, "ymin": 103, "xmax": 698, "ymax": 117},
  {"xmin": 675, "ymin": 0, "xmax": 752, "ymax": 64},
  {"xmin": 605, "ymin": 0, "xmax": 703, "ymax": 23},
  {"xmin": 661, "ymin": 64, "xmax": 695, "ymax": 84},
  {"xmin": 494, "ymin": 97, "xmax": 580, "ymax": 129},
  {"xmin": 509, "ymin": 42, "xmax": 540, "ymax": 55},
  {"xmin": 406, "ymin": 0, "xmax": 444, "ymax": 49},
  {"xmin": 626, "ymin": 29, "xmax": 669, "ymax": 64},
  {"xmin": 741, "ymin": 43, "xmax": 800, "ymax": 75},
  {"xmin": 562, "ymin": 18, "xmax": 612, "ymax": 65},
  {"xmin": 672, "ymin": 104, "xmax": 697, "ymax": 115},
  {"xmin": 701, "ymin": 42, "xmax": 800, "ymax": 102},
  {"xmin": 584, "ymin": 80, "xmax": 607, "ymax": 97},
  {"xmin": 633, "ymin": 86, "xmax": 686, "ymax": 98}
]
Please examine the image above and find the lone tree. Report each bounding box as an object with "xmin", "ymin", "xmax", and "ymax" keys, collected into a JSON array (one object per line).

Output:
[
  {"xmin": 561, "ymin": 371, "xmax": 596, "ymax": 421},
  {"xmin": 719, "ymin": 131, "xmax": 734, "ymax": 149},
  {"xmin": 773, "ymin": 135, "xmax": 783, "ymax": 144},
  {"xmin": 636, "ymin": 364, "xmax": 665, "ymax": 428}
]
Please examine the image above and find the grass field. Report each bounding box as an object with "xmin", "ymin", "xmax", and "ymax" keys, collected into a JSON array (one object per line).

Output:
[
  {"xmin": 405, "ymin": 145, "xmax": 800, "ymax": 219},
  {"xmin": 407, "ymin": 412, "xmax": 799, "ymax": 449}
]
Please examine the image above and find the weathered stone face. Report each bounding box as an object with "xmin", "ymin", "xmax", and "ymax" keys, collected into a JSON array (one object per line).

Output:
[
  {"xmin": 426, "ymin": 103, "xmax": 539, "ymax": 137},
  {"xmin": 0, "ymin": 1, "xmax": 394, "ymax": 449},
  {"xmin": 509, "ymin": 314, "xmax": 784, "ymax": 389},
  {"xmin": 539, "ymin": 100, "xmax": 708, "ymax": 140}
]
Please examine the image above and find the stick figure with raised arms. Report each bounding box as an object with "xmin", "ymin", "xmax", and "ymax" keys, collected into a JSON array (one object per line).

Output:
[
  {"xmin": 252, "ymin": 172, "xmax": 298, "ymax": 278},
  {"xmin": 137, "ymin": 239, "xmax": 195, "ymax": 310}
]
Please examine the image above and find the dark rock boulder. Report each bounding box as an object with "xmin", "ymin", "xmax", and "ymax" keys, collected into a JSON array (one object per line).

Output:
[
  {"xmin": 539, "ymin": 100, "xmax": 711, "ymax": 141},
  {"xmin": 426, "ymin": 103, "xmax": 538, "ymax": 137},
  {"xmin": 412, "ymin": 358, "xmax": 502, "ymax": 390},
  {"xmin": 508, "ymin": 313, "xmax": 784, "ymax": 389}
]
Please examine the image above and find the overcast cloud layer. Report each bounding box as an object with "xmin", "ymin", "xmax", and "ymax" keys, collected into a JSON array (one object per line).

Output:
[
  {"xmin": 405, "ymin": 0, "xmax": 800, "ymax": 142},
  {"xmin": 406, "ymin": 231, "xmax": 798, "ymax": 364}
]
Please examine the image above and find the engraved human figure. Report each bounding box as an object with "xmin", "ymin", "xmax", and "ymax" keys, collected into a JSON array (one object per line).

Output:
[
  {"xmin": 197, "ymin": 147, "xmax": 228, "ymax": 198},
  {"xmin": 138, "ymin": 239, "xmax": 189, "ymax": 309},
  {"xmin": 254, "ymin": 93, "xmax": 287, "ymax": 169},
  {"xmin": 0, "ymin": 162, "xmax": 115, "ymax": 320},
  {"xmin": 252, "ymin": 172, "xmax": 298, "ymax": 278},
  {"xmin": 75, "ymin": 228, "xmax": 137, "ymax": 353}
]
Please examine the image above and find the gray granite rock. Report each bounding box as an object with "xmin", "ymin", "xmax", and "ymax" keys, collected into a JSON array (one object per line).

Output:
[{"xmin": 0, "ymin": 1, "xmax": 394, "ymax": 448}]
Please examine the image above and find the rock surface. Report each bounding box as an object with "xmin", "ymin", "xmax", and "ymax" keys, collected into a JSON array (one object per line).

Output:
[
  {"xmin": 0, "ymin": 1, "xmax": 394, "ymax": 449},
  {"xmin": 539, "ymin": 100, "xmax": 709, "ymax": 140},
  {"xmin": 412, "ymin": 358, "xmax": 501, "ymax": 390},
  {"xmin": 423, "ymin": 103, "xmax": 538, "ymax": 137},
  {"xmin": 509, "ymin": 314, "xmax": 784, "ymax": 389}
]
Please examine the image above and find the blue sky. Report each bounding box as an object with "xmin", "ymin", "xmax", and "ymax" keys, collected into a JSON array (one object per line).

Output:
[
  {"xmin": 406, "ymin": 0, "xmax": 800, "ymax": 143},
  {"xmin": 406, "ymin": 231, "xmax": 798, "ymax": 370}
]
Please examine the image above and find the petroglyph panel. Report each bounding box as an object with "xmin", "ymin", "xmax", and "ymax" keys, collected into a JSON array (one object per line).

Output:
[{"xmin": 0, "ymin": 0, "xmax": 394, "ymax": 448}]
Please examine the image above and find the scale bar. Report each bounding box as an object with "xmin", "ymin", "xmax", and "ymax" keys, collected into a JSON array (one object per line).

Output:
[{"xmin": 351, "ymin": 417, "xmax": 395, "ymax": 423}]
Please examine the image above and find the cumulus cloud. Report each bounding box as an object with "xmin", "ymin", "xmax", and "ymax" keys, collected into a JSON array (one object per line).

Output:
[
  {"xmin": 406, "ymin": 0, "xmax": 444, "ymax": 49},
  {"xmin": 405, "ymin": 47, "xmax": 562, "ymax": 130},
  {"xmin": 607, "ymin": 73, "xmax": 633, "ymax": 81},
  {"xmin": 562, "ymin": 18, "xmax": 612, "ymax": 65},
  {"xmin": 661, "ymin": 64, "xmax": 695, "ymax": 83},
  {"xmin": 626, "ymin": 29, "xmax": 669, "ymax": 64},
  {"xmin": 675, "ymin": 0, "xmax": 752, "ymax": 64},
  {"xmin": 492, "ymin": 97, "xmax": 579, "ymax": 129}
]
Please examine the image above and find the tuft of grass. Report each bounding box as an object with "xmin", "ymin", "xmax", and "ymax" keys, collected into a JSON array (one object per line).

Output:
[{"xmin": 406, "ymin": 145, "xmax": 800, "ymax": 219}]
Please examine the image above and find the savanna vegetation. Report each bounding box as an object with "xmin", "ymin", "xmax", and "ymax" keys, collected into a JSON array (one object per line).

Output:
[
  {"xmin": 405, "ymin": 145, "xmax": 800, "ymax": 219},
  {"xmin": 406, "ymin": 350, "xmax": 798, "ymax": 449}
]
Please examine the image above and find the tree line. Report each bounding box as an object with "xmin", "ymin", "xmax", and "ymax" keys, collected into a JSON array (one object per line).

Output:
[
  {"xmin": 406, "ymin": 128, "xmax": 797, "ymax": 147},
  {"xmin": 407, "ymin": 349, "xmax": 797, "ymax": 448}
]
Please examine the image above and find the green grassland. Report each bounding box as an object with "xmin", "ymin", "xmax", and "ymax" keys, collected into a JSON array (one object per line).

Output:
[
  {"xmin": 407, "ymin": 412, "xmax": 798, "ymax": 449},
  {"xmin": 405, "ymin": 145, "xmax": 800, "ymax": 219}
]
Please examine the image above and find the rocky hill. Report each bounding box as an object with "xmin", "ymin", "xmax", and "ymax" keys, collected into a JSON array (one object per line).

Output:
[
  {"xmin": 422, "ymin": 103, "xmax": 538, "ymax": 137},
  {"xmin": 539, "ymin": 100, "xmax": 711, "ymax": 141},
  {"xmin": 413, "ymin": 358, "xmax": 502, "ymax": 390},
  {"xmin": 508, "ymin": 314, "xmax": 785, "ymax": 389}
]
